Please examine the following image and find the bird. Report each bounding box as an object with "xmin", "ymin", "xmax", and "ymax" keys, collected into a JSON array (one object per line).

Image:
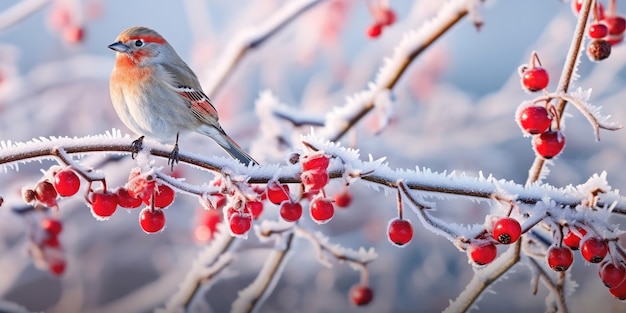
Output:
[{"xmin": 108, "ymin": 26, "xmax": 256, "ymax": 168}]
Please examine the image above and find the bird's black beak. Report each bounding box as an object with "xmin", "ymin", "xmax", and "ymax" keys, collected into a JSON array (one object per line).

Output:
[{"xmin": 108, "ymin": 41, "xmax": 129, "ymax": 52}]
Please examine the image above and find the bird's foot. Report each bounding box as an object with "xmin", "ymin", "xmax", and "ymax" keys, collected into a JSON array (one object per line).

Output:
[
  {"xmin": 168, "ymin": 143, "xmax": 179, "ymax": 171},
  {"xmin": 131, "ymin": 136, "xmax": 145, "ymax": 159}
]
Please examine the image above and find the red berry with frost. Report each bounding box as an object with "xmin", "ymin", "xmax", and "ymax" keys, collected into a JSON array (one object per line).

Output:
[
  {"xmin": 387, "ymin": 218, "xmax": 413, "ymax": 246},
  {"xmin": 54, "ymin": 169, "xmax": 80, "ymax": 197},
  {"xmin": 334, "ymin": 189, "xmax": 352, "ymax": 208},
  {"xmin": 90, "ymin": 190, "xmax": 118, "ymax": 218},
  {"xmin": 610, "ymin": 278, "xmax": 626, "ymax": 300},
  {"xmin": 139, "ymin": 207, "xmax": 166, "ymax": 233},
  {"xmin": 605, "ymin": 15, "xmax": 626, "ymax": 35},
  {"xmin": 213, "ymin": 193, "xmax": 227, "ymax": 209},
  {"xmin": 581, "ymin": 237, "xmax": 608, "ymax": 263},
  {"xmin": 279, "ymin": 201, "xmax": 303, "ymax": 222},
  {"xmin": 154, "ymin": 184, "xmax": 175, "ymax": 208},
  {"xmin": 126, "ymin": 174, "xmax": 156, "ymax": 205},
  {"xmin": 301, "ymin": 169, "xmax": 329, "ymax": 192},
  {"xmin": 267, "ymin": 182, "xmax": 290, "ymax": 205},
  {"xmin": 350, "ymin": 284, "xmax": 374, "ymax": 306},
  {"xmin": 517, "ymin": 106, "xmax": 552, "ymax": 135},
  {"xmin": 229, "ymin": 212, "xmax": 252, "ymax": 235},
  {"xmin": 492, "ymin": 217, "xmax": 522, "ymax": 244},
  {"xmin": 367, "ymin": 23, "xmax": 383, "ymax": 38},
  {"xmin": 599, "ymin": 261, "xmax": 626, "ymax": 288},
  {"xmin": 547, "ymin": 246, "xmax": 574, "ymax": 271},
  {"xmin": 302, "ymin": 153, "xmax": 330, "ymax": 171},
  {"xmin": 35, "ymin": 181, "xmax": 58, "ymax": 206},
  {"xmin": 563, "ymin": 228, "xmax": 587, "ymax": 250},
  {"xmin": 116, "ymin": 187, "xmax": 142, "ymax": 209},
  {"xmin": 533, "ymin": 130, "xmax": 566, "ymax": 159},
  {"xmin": 246, "ymin": 200, "xmax": 264, "ymax": 219},
  {"xmin": 310, "ymin": 197, "xmax": 335, "ymax": 223},
  {"xmin": 521, "ymin": 67, "xmax": 549, "ymax": 92},
  {"xmin": 468, "ymin": 243, "xmax": 497, "ymax": 265},
  {"xmin": 41, "ymin": 218, "xmax": 63, "ymax": 236}
]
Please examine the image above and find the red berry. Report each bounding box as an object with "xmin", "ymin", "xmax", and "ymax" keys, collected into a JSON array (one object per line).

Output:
[
  {"xmin": 605, "ymin": 15, "xmax": 626, "ymax": 35},
  {"xmin": 349, "ymin": 284, "xmax": 374, "ymax": 306},
  {"xmin": 609, "ymin": 277, "xmax": 626, "ymax": 300},
  {"xmin": 387, "ymin": 218, "xmax": 413, "ymax": 246},
  {"xmin": 589, "ymin": 23, "xmax": 609, "ymax": 39},
  {"xmin": 547, "ymin": 246, "xmax": 574, "ymax": 271},
  {"xmin": 599, "ymin": 261, "xmax": 626, "ymax": 288},
  {"xmin": 194, "ymin": 209, "xmax": 222, "ymax": 242},
  {"xmin": 139, "ymin": 207, "xmax": 166, "ymax": 233},
  {"xmin": 310, "ymin": 198, "xmax": 335, "ymax": 223},
  {"xmin": 521, "ymin": 67, "xmax": 549, "ymax": 92},
  {"xmin": 468, "ymin": 243, "xmax": 497, "ymax": 265},
  {"xmin": 63, "ymin": 25, "xmax": 84, "ymax": 44},
  {"xmin": 301, "ymin": 169, "xmax": 329, "ymax": 192},
  {"xmin": 581, "ymin": 237, "xmax": 608, "ymax": 263},
  {"xmin": 90, "ymin": 190, "xmax": 118, "ymax": 218},
  {"xmin": 54, "ymin": 169, "xmax": 80, "ymax": 197},
  {"xmin": 492, "ymin": 217, "xmax": 522, "ymax": 244},
  {"xmin": 517, "ymin": 105, "xmax": 552, "ymax": 135},
  {"xmin": 533, "ymin": 130, "xmax": 565, "ymax": 159},
  {"xmin": 572, "ymin": 0, "xmax": 605, "ymax": 19},
  {"xmin": 154, "ymin": 184, "xmax": 175, "ymax": 208},
  {"xmin": 366, "ymin": 23, "xmax": 383, "ymax": 38},
  {"xmin": 301, "ymin": 153, "xmax": 330, "ymax": 171},
  {"xmin": 35, "ymin": 181, "xmax": 58, "ymax": 206},
  {"xmin": 279, "ymin": 201, "xmax": 303, "ymax": 222},
  {"xmin": 126, "ymin": 174, "xmax": 156, "ymax": 205},
  {"xmin": 41, "ymin": 218, "xmax": 63, "ymax": 235},
  {"xmin": 267, "ymin": 182, "xmax": 290, "ymax": 205},
  {"xmin": 379, "ymin": 9, "xmax": 396, "ymax": 26},
  {"xmin": 245, "ymin": 201, "xmax": 264, "ymax": 219},
  {"xmin": 334, "ymin": 189, "xmax": 352, "ymax": 208},
  {"xmin": 48, "ymin": 259, "xmax": 66, "ymax": 276},
  {"xmin": 116, "ymin": 187, "xmax": 142, "ymax": 209},
  {"xmin": 229, "ymin": 212, "xmax": 252, "ymax": 235},
  {"xmin": 563, "ymin": 228, "xmax": 587, "ymax": 250},
  {"xmin": 43, "ymin": 235, "xmax": 60, "ymax": 248}
]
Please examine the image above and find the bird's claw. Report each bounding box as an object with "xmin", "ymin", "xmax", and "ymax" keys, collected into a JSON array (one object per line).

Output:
[
  {"xmin": 168, "ymin": 143, "xmax": 179, "ymax": 171},
  {"xmin": 131, "ymin": 136, "xmax": 145, "ymax": 159}
]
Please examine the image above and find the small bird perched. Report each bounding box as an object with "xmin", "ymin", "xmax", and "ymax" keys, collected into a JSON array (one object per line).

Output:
[{"xmin": 108, "ymin": 26, "xmax": 256, "ymax": 167}]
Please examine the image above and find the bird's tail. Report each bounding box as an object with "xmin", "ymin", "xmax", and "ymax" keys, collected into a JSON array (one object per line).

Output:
[{"xmin": 197, "ymin": 125, "xmax": 257, "ymax": 166}]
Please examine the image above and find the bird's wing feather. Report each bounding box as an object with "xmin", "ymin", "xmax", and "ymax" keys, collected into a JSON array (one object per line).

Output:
[{"xmin": 173, "ymin": 86, "xmax": 219, "ymax": 124}]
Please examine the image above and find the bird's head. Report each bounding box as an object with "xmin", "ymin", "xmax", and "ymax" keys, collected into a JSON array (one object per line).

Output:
[{"xmin": 108, "ymin": 26, "xmax": 171, "ymax": 66}]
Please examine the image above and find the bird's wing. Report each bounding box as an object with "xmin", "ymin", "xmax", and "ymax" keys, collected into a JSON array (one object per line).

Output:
[{"xmin": 174, "ymin": 86, "xmax": 219, "ymax": 124}]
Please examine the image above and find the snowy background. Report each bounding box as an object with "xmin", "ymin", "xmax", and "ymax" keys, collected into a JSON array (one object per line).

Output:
[{"xmin": 1, "ymin": 0, "xmax": 626, "ymax": 312}]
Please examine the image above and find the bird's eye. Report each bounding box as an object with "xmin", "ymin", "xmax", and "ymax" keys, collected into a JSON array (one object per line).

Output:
[{"xmin": 134, "ymin": 40, "xmax": 144, "ymax": 47}]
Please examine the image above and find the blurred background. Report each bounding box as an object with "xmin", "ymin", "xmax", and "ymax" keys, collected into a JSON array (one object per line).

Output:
[{"xmin": 1, "ymin": 0, "xmax": 626, "ymax": 312}]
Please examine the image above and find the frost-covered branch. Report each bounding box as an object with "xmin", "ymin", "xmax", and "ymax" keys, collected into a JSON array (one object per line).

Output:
[
  {"xmin": 204, "ymin": 0, "xmax": 326, "ymax": 96},
  {"xmin": 0, "ymin": 0, "xmax": 51, "ymax": 32},
  {"xmin": 526, "ymin": 256, "xmax": 569, "ymax": 313},
  {"xmin": 526, "ymin": 0, "xmax": 594, "ymax": 184},
  {"xmin": 320, "ymin": 0, "xmax": 477, "ymax": 142}
]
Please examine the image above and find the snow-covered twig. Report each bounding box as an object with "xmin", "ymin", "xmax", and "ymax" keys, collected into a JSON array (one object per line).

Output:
[
  {"xmin": 320, "ymin": 0, "xmax": 478, "ymax": 142},
  {"xmin": 204, "ymin": 0, "xmax": 326, "ymax": 96},
  {"xmin": 526, "ymin": 0, "xmax": 594, "ymax": 184},
  {"xmin": 0, "ymin": 0, "xmax": 51, "ymax": 32}
]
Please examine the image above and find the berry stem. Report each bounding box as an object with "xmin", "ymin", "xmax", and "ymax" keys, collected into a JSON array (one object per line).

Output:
[
  {"xmin": 396, "ymin": 183, "xmax": 404, "ymax": 220},
  {"xmin": 525, "ymin": 257, "xmax": 570, "ymax": 313},
  {"xmin": 526, "ymin": 0, "xmax": 595, "ymax": 184}
]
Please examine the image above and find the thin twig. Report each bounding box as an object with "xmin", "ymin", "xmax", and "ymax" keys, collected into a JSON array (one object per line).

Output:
[
  {"xmin": 526, "ymin": 0, "xmax": 595, "ymax": 184},
  {"xmin": 526, "ymin": 257, "xmax": 569, "ymax": 313},
  {"xmin": 0, "ymin": 0, "xmax": 51, "ymax": 32}
]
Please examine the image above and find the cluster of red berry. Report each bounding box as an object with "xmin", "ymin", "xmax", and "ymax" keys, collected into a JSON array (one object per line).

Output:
[
  {"xmin": 467, "ymin": 216, "xmax": 523, "ymax": 265},
  {"xmin": 48, "ymin": 3, "xmax": 85, "ymax": 45},
  {"xmin": 548, "ymin": 226, "xmax": 626, "ymax": 299},
  {"xmin": 366, "ymin": 2, "xmax": 396, "ymax": 38},
  {"xmin": 573, "ymin": 0, "xmax": 626, "ymax": 61},
  {"xmin": 21, "ymin": 167, "xmax": 81, "ymax": 276},
  {"xmin": 516, "ymin": 52, "xmax": 566, "ymax": 159}
]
